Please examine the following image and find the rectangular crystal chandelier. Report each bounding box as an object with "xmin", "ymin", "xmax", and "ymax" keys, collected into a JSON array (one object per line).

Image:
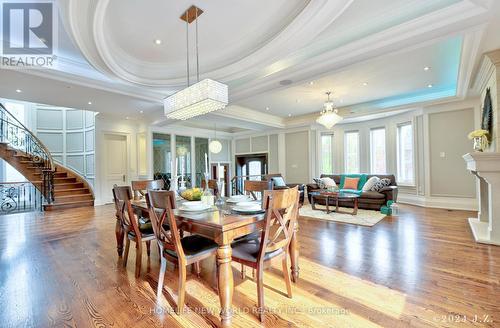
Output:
[{"xmin": 164, "ymin": 79, "xmax": 228, "ymax": 120}]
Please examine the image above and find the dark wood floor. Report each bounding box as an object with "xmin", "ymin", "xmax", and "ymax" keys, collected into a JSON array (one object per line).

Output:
[{"xmin": 0, "ymin": 204, "xmax": 498, "ymax": 327}]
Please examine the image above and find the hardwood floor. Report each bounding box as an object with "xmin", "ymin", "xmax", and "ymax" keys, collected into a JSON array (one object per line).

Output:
[{"xmin": 0, "ymin": 204, "xmax": 498, "ymax": 327}]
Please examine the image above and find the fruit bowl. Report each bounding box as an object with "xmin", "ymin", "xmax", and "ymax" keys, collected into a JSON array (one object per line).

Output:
[{"xmin": 179, "ymin": 188, "xmax": 203, "ymax": 201}]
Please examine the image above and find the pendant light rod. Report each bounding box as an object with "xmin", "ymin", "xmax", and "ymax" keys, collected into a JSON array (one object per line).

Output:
[
  {"xmin": 196, "ymin": 9, "xmax": 200, "ymax": 82},
  {"xmin": 185, "ymin": 9, "xmax": 190, "ymax": 87}
]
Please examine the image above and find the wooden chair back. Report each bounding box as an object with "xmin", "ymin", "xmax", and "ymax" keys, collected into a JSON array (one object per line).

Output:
[
  {"xmin": 201, "ymin": 179, "xmax": 219, "ymax": 196},
  {"xmin": 258, "ymin": 186, "xmax": 299, "ymax": 258},
  {"xmin": 113, "ymin": 185, "xmax": 141, "ymax": 238},
  {"xmin": 131, "ymin": 179, "xmax": 165, "ymax": 200},
  {"xmin": 244, "ymin": 180, "xmax": 269, "ymax": 200},
  {"xmin": 146, "ymin": 190, "xmax": 184, "ymax": 260}
]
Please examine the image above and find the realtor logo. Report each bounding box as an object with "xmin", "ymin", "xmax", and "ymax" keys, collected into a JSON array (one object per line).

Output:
[{"xmin": 1, "ymin": 1, "xmax": 57, "ymax": 68}]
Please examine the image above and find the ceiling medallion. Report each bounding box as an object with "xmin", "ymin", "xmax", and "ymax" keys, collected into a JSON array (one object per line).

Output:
[
  {"xmin": 316, "ymin": 91, "xmax": 343, "ymax": 129},
  {"xmin": 164, "ymin": 5, "xmax": 228, "ymax": 121}
]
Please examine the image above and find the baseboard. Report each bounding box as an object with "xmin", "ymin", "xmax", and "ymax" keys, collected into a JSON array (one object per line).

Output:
[{"xmin": 398, "ymin": 194, "xmax": 478, "ymax": 211}]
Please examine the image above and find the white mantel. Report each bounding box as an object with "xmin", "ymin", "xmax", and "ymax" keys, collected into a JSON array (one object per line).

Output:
[{"xmin": 463, "ymin": 152, "xmax": 500, "ymax": 246}]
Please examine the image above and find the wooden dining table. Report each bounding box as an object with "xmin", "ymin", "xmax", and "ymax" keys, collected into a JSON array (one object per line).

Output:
[{"xmin": 114, "ymin": 199, "xmax": 300, "ymax": 327}]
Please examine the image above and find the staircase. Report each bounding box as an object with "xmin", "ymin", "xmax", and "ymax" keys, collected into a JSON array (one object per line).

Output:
[{"xmin": 0, "ymin": 103, "xmax": 94, "ymax": 211}]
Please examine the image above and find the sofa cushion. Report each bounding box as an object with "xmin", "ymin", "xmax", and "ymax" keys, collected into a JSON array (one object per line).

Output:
[
  {"xmin": 321, "ymin": 177, "xmax": 336, "ymax": 188},
  {"xmin": 343, "ymin": 177, "xmax": 359, "ymax": 190},
  {"xmin": 313, "ymin": 178, "xmax": 326, "ymax": 189},
  {"xmin": 362, "ymin": 176, "xmax": 380, "ymax": 191},
  {"xmin": 340, "ymin": 174, "xmax": 367, "ymax": 190},
  {"xmin": 361, "ymin": 191, "xmax": 385, "ymax": 199},
  {"xmin": 272, "ymin": 176, "xmax": 287, "ymax": 187},
  {"xmin": 371, "ymin": 178, "xmax": 392, "ymax": 192}
]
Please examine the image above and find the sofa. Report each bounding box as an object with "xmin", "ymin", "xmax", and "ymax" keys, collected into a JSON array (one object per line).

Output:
[
  {"xmin": 266, "ymin": 174, "xmax": 305, "ymax": 207},
  {"xmin": 306, "ymin": 174, "xmax": 398, "ymax": 210}
]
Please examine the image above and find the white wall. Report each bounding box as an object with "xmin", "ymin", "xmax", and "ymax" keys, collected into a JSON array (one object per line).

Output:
[{"xmin": 34, "ymin": 105, "xmax": 96, "ymax": 188}]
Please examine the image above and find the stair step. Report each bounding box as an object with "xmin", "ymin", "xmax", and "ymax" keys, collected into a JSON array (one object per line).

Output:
[
  {"xmin": 53, "ymin": 177, "xmax": 77, "ymax": 184},
  {"xmin": 55, "ymin": 194, "xmax": 93, "ymax": 202},
  {"xmin": 54, "ymin": 188, "xmax": 90, "ymax": 196},
  {"xmin": 34, "ymin": 172, "xmax": 68, "ymax": 178},
  {"xmin": 54, "ymin": 182, "xmax": 84, "ymax": 190},
  {"xmin": 44, "ymin": 199, "xmax": 94, "ymax": 211}
]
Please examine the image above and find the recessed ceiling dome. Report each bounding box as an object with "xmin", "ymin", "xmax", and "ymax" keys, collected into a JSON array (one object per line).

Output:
[{"xmin": 98, "ymin": 0, "xmax": 307, "ymax": 85}]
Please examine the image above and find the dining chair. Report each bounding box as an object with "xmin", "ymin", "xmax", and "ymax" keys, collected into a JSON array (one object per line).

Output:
[
  {"xmin": 231, "ymin": 186, "xmax": 300, "ymax": 322},
  {"xmin": 201, "ymin": 179, "xmax": 219, "ymax": 196},
  {"xmin": 146, "ymin": 190, "xmax": 218, "ymax": 315},
  {"xmin": 113, "ymin": 185, "xmax": 155, "ymax": 278},
  {"xmin": 244, "ymin": 180, "xmax": 269, "ymax": 200},
  {"xmin": 131, "ymin": 179, "xmax": 165, "ymax": 200}
]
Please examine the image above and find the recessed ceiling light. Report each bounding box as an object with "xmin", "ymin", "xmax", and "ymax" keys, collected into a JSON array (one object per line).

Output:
[
  {"xmin": 139, "ymin": 110, "xmax": 144, "ymax": 114},
  {"xmin": 154, "ymin": 39, "xmax": 162, "ymax": 45},
  {"xmin": 88, "ymin": 101, "xmax": 92, "ymax": 105},
  {"xmin": 288, "ymin": 113, "xmax": 292, "ymax": 117},
  {"xmin": 265, "ymin": 107, "xmax": 270, "ymax": 111},
  {"xmin": 362, "ymin": 82, "xmax": 368, "ymax": 86},
  {"xmin": 309, "ymin": 81, "xmax": 314, "ymax": 85},
  {"xmin": 427, "ymin": 84, "xmax": 433, "ymax": 88},
  {"xmin": 424, "ymin": 66, "xmax": 431, "ymax": 71},
  {"xmin": 15, "ymin": 89, "xmax": 22, "ymax": 93},
  {"xmin": 125, "ymin": 117, "xmax": 129, "ymax": 120}
]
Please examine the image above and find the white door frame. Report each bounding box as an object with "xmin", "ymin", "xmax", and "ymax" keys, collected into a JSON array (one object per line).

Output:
[{"xmin": 99, "ymin": 131, "xmax": 131, "ymax": 205}]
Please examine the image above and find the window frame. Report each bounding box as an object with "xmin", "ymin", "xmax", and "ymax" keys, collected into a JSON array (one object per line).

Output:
[
  {"xmin": 320, "ymin": 133, "xmax": 334, "ymax": 175},
  {"xmin": 369, "ymin": 127, "xmax": 387, "ymax": 174},
  {"xmin": 396, "ymin": 122, "xmax": 415, "ymax": 186},
  {"xmin": 343, "ymin": 130, "xmax": 360, "ymax": 174}
]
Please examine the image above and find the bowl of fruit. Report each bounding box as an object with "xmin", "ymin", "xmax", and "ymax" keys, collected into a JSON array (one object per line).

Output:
[{"xmin": 179, "ymin": 188, "xmax": 203, "ymax": 201}]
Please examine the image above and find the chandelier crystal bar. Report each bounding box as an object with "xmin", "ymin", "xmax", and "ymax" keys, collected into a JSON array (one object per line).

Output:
[{"xmin": 164, "ymin": 79, "xmax": 228, "ymax": 120}]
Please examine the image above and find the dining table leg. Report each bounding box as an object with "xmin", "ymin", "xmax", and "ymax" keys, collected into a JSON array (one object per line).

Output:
[
  {"xmin": 289, "ymin": 223, "xmax": 300, "ymax": 283},
  {"xmin": 217, "ymin": 244, "xmax": 234, "ymax": 327}
]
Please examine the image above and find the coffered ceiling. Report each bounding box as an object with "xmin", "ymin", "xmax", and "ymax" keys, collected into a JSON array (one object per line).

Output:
[{"xmin": 1, "ymin": 0, "xmax": 499, "ymax": 133}]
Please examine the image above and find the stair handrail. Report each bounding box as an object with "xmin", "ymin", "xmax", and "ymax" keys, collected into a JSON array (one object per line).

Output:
[{"xmin": 0, "ymin": 103, "xmax": 55, "ymax": 172}]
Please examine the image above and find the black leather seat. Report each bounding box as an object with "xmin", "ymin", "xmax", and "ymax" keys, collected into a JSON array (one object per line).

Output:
[
  {"xmin": 164, "ymin": 235, "xmax": 218, "ymax": 259},
  {"xmin": 127, "ymin": 222, "xmax": 154, "ymax": 238},
  {"xmin": 231, "ymin": 238, "xmax": 283, "ymax": 262}
]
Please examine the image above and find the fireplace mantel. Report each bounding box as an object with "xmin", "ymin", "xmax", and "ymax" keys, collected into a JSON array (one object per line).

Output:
[{"xmin": 463, "ymin": 152, "xmax": 500, "ymax": 246}]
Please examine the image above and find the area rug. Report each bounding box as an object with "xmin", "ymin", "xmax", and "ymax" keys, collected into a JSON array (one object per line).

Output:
[{"xmin": 299, "ymin": 204, "xmax": 386, "ymax": 227}]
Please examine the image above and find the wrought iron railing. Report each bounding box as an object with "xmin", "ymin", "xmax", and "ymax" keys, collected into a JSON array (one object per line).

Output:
[
  {"xmin": 0, "ymin": 103, "xmax": 55, "ymax": 204},
  {"xmin": 0, "ymin": 181, "xmax": 43, "ymax": 214},
  {"xmin": 231, "ymin": 174, "xmax": 268, "ymax": 195}
]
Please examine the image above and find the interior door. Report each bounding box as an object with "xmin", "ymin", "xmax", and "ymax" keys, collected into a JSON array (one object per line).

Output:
[{"xmin": 104, "ymin": 134, "xmax": 128, "ymax": 203}]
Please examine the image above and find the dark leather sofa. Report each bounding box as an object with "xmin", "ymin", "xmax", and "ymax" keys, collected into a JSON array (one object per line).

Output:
[{"xmin": 306, "ymin": 174, "xmax": 398, "ymax": 210}]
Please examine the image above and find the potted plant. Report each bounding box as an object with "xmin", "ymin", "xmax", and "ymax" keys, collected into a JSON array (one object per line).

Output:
[{"xmin": 467, "ymin": 129, "xmax": 489, "ymax": 152}]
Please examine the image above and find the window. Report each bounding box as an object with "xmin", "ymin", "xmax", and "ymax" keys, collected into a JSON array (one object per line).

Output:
[
  {"xmin": 344, "ymin": 131, "xmax": 360, "ymax": 173},
  {"xmin": 321, "ymin": 134, "xmax": 334, "ymax": 174},
  {"xmin": 370, "ymin": 128, "xmax": 386, "ymax": 174},
  {"xmin": 397, "ymin": 123, "xmax": 414, "ymax": 184}
]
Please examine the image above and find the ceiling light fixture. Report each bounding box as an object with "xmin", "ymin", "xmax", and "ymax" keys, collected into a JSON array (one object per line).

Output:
[
  {"xmin": 15, "ymin": 89, "xmax": 22, "ymax": 93},
  {"xmin": 164, "ymin": 6, "xmax": 228, "ymax": 121},
  {"xmin": 424, "ymin": 66, "xmax": 430, "ymax": 71},
  {"xmin": 209, "ymin": 123, "xmax": 222, "ymax": 154},
  {"xmin": 428, "ymin": 84, "xmax": 433, "ymax": 88},
  {"xmin": 363, "ymin": 82, "xmax": 368, "ymax": 86},
  {"xmin": 316, "ymin": 91, "xmax": 343, "ymax": 129},
  {"xmin": 139, "ymin": 110, "xmax": 144, "ymax": 114},
  {"xmin": 154, "ymin": 39, "xmax": 162, "ymax": 45},
  {"xmin": 288, "ymin": 113, "xmax": 292, "ymax": 117},
  {"xmin": 266, "ymin": 107, "xmax": 270, "ymax": 111},
  {"xmin": 88, "ymin": 101, "xmax": 92, "ymax": 105},
  {"xmin": 309, "ymin": 81, "xmax": 314, "ymax": 85}
]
